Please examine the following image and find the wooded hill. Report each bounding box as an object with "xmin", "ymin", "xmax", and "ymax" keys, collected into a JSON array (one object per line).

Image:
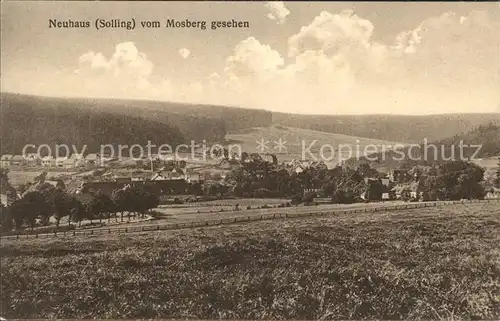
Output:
[
  {"xmin": 272, "ymin": 112, "xmax": 500, "ymax": 143},
  {"xmin": 346, "ymin": 123, "xmax": 500, "ymax": 169},
  {"xmin": 2, "ymin": 92, "xmax": 498, "ymax": 156},
  {"xmin": 0, "ymin": 93, "xmax": 271, "ymax": 154}
]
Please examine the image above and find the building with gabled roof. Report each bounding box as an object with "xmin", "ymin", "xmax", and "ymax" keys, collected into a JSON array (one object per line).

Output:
[
  {"xmin": 62, "ymin": 154, "xmax": 85, "ymax": 169},
  {"xmin": 24, "ymin": 153, "xmax": 41, "ymax": 166},
  {"xmin": 486, "ymin": 187, "xmax": 500, "ymax": 199},
  {"xmin": 85, "ymin": 153, "xmax": 100, "ymax": 167},
  {"xmin": 219, "ymin": 159, "xmax": 242, "ymax": 170},
  {"xmin": 41, "ymin": 156, "xmax": 55, "ymax": 167},
  {"xmin": 56, "ymin": 156, "xmax": 68, "ymax": 168},
  {"xmin": 10, "ymin": 155, "xmax": 25, "ymax": 166}
]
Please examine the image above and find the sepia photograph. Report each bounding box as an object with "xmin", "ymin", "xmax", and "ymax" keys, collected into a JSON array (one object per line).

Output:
[{"xmin": 1, "ymin": 1, "xmax": 500, "ymax": 319}]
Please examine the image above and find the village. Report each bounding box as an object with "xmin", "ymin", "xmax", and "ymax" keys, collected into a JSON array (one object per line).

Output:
[{"xmin": 2, "ymin": 148, "xmax": 499, "ymax": 214}]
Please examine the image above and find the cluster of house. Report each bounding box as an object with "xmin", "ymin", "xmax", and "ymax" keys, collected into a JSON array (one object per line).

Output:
[
  {"xmin": 81, "ymin": 161, "xmax": 204, "ymax": 185},
  {"xmin": 73, "ymin": 165, "xmax": 206, "ymax": 198},
  {"xmin": 486, "ymin": 187, "xmax": 500, "ymax": 199},
  {"xmin": 151, "ymin": 167, "xmax": 202, "ymax": 183},
  {"xmin": 285, "ymin": 159, "xmax": 328, "ymax": 174},
  {"xmin": 217, "ymin": 157, "xmax": 329, "ymax": 173},
  {"xmin": 0, "ymin": 153, "xmax": 101, "ymax": 169}
]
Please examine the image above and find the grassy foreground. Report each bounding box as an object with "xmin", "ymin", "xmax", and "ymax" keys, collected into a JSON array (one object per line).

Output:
[{"xmin": 1, "ymin": 202, "xmax": 500, "ymax": 319}]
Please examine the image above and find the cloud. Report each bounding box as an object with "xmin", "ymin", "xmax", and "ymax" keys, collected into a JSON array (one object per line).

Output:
[
  {"xmin": 265, "ymin": 2, "xmax": 290, "ymax": 24},
  {"xmin": 288, "ymin": 10, "xmax": 375, "ymax": 58},
  {"xmin": 178, "ymin": 48, "xmax": 191, "ymax": 59},
  {"xmin": 224, "ymin": 37, "xmax": 284, "ymax": 82},
  {"xmin": 211, "ymin": 9, "xmax": 499, "ymax": 114},
  {"xmin": 65, "ymin": 9, "xmax": 499, "ymax": 115},
  {"xmin": 286, "ymin": 9, "xmax": 398, "ymax": 85},
  {"xmin": 77, "ymin": 52, "xmax": 110, "ymax": 72},
  {"xmin": 394, "ymin": 11, "xmax": 500, "ymax": 88},
  {"xmin": 74, "ymin": 42, "xmax": 154, "ymax": 98}
]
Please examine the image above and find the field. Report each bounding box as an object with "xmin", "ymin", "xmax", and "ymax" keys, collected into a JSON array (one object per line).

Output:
[
  {"xmin": 472, "ymin": 156, "xmax": 499, "ymax": 171},
  {"xmin": 148, "ymin": 201, "xmax": 407, "ymax": 225},
  {"xmin": 226, "ymin": 125, "xmax": 403, "ymax": 165},
  {"xmin": 1, "ymin": 202, "xmax": 499, "ymax": 319},
  {"xmin": 271, "ymin": 112, "xmax": 500, "ymax": 144}
]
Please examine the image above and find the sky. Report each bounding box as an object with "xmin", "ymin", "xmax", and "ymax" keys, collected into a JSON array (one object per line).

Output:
[{"xmin": 1, "ymin": 1, "xmax": 500, "ymax": 115}]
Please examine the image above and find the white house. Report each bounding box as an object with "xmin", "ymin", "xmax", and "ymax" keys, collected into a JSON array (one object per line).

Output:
[
  {"xmin": 151, "ymin": 172, "xmax": 168, "ymax": 181},
  {"xmin": 0, "ymin": 178, "xmax": 18, "ymax": 206},
  {"xmin": 41, "ymin": 156, "xmax": 55, "ymax": 167},
  {"xmin": 187, "ymin": 171, "xmax": 201, "ymax": 183},
  {"xmin": 170, "ymin": 168, "xmax": 186, "ymax": 179},
  {"xmin": 486, "ymin": 187, "xmax": 500, "ymax": 199},
  {"xmin": 24, "ymin": 153, "xmax": 41, "ymax": 166},
  {"xmin": 391, "ymin": 182, "xmax": 419, "ymax": 199},
  {"xmin": 55, "ymin": 157, "xmax": 68, "ymax": 168},
  {"xmin": 287, "ymin": 159, "xmax": 302, "ymax": 167},
  {"xmin": 85, "ymin": 153, "xmax": 100, "ymax": 167},
  {"xmin": 294, "ymin": 166, "xmax": 304, "ymax": 174},
  {"xmin": 151, "ymin": 168, "xmax": 187, "ymax": 181},
  {"xmin": 0, "ymin": 194, "xmax": 7, "ymax": 207},
  {"xmin": 10, "ymin": 155, "xmax": 25, "ymax": 166},
  {"xmin": 63, "ymin": 154, "xmax": 85, "ymax": 169},
  {"xmin": 219, "ymin": 159, "xmax": 242, "ymax": 170},
  {"xmin": 0, "ymin": 155, "xmax": 12, "ymax": 167}
]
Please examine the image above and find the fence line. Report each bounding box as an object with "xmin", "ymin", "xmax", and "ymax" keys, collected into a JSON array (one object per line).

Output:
[{"xmin": 2, "ymin": 199, "xmax": 499, "ymax": 241}]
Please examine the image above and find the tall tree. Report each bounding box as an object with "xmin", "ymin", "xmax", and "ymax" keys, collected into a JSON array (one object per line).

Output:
[
  {"xmin": 16, "ymin": 191, "xmax": 48, "ymax": 230},
  {"xmin": 87, "ymin": 190, "xmax": 114, "ymax": 223},
  {"xmin": 0, "ymin": 203, "xmax": 13, "ymax": 232},
  {"xmin": 35, "ymin": 183, "xmax": 57, "ymax": 225},
  {"xmin": 53, "ymin": 189, "xmax": 73, "ymax": 228},
  {"xmin": 111, "ymin": 188, "xmax": 129, "ymax": 222},
  {"xmin": 9, "ymin": 199, "xmax": 27, "ymax": 230},
  {"xmin": 435, "ymin": 160, "xmax": 485, "ymax": 200},
  {"xmin": 70, "ymin": 198, "xmax": 87, "ymax": 227}
]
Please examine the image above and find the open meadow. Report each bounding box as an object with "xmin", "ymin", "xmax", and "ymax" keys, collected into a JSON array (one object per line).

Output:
[
  {"xmin": 1, "ymin": 202, "xmax": 499, "ymax": 319},
  {"xmin": 226, "ymin": 125, "xmax": 403, "ymax": 164},
  {"xmin": 7, "ymin": 170, "xmax": 78, "ymax": 187}
]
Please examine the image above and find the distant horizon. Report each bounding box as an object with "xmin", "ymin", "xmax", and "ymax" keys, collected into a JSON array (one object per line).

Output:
[{"xmin": 2, "ymin": 90, "xmax": 499, "ymax": 117}]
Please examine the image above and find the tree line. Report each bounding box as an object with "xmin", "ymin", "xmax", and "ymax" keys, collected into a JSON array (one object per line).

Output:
[
  {"xmin": 0, "ymin": 170, "xmax": 159, "ymax": 232},
  {"xmin": 220, "ymin": 159, "xmax": 490, "ymax": 203}
]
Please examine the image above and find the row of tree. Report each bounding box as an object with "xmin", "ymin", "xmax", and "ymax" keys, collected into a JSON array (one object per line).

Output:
[
  {"xmin": 496, "ymin": 157, "xmax": 500, "ymax": 188},
  {"xmin": 0, "ymin": 179, "xmax": 159, "ymax": 232}
]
